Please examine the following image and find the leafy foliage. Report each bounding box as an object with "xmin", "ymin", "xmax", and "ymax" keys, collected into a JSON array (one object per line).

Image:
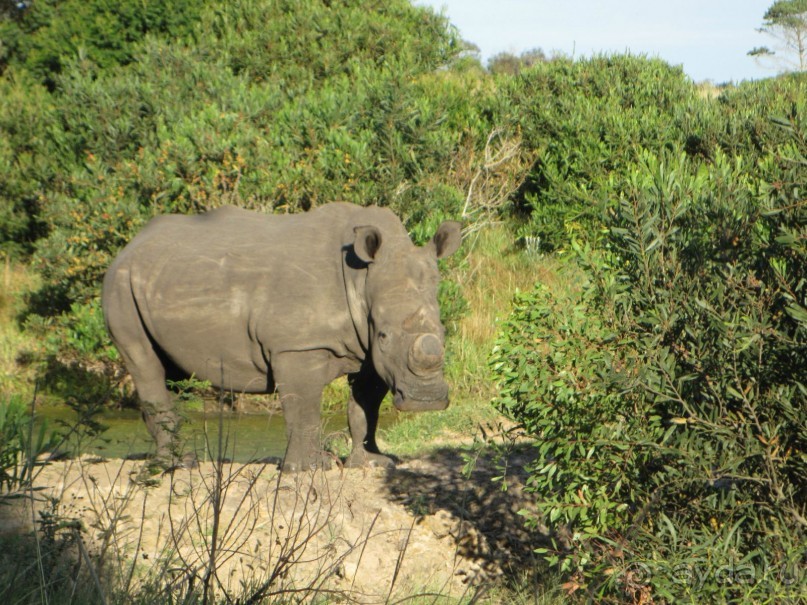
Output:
[
  {"xmin": 499, "ymin": 57, "xmax": 807, "ymax": 253},
  {"xmin": 0, "ymin": 395, "xmax": 59, "ymax": 495},
  {"xmin": 0, "ymin": 69, "xmax": 55, "ymax": 255},
  {"xmin": 497, "ymin": 55, "xmax": 698, "ymax": 251},
  {"xmin": 0, "ymin": 0, "xmax": 205, "ymax": 87},
  {"xmin": 493, "ymin": 101, "xmax": 807, "ymax": 601}
]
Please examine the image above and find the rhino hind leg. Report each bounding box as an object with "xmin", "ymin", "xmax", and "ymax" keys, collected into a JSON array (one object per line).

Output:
[
  {"xmin": 104, "ymin": 290, "xmax": 181, "ymax": 467},
  {"xmin": 121, "ymin": 348, "xmax": 182, "ymax": 465},
  {"xmin": 346, "ymin": 366, "xmax": 395, "ymax": 468}
]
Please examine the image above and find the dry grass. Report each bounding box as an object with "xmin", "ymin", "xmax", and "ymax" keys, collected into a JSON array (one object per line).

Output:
[
  {"xmin": 0, "ymin": 256, "xmax": 39, "ymax": 398},
  {"xmin": 695, "ymin": 80, "xmax": 731, "ymax": 100},
  {"xmin": 446, "ymin": 226, "xmax": 561, "ymax": 398}
]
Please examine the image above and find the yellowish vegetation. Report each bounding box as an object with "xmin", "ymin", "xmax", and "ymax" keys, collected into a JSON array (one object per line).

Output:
[
  {"xmin": 447, "ymin": 226, "xmax": 560, "ymax": 399},
  {"xmin": 0, "ymin": 257, "xmax": 39, "ymax": 398},
  {"xmin": 695, "ymin": 79, "xmax": 730, "ymax": 100}
]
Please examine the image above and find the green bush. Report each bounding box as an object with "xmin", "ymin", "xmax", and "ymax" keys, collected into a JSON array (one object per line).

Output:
[
  {"xmin": 0, "ymin": 68, "xmax": 57, "ymax": 256},
  {"xmin": 493, "ymin": 125, "xmax": 806, "ymax": 601},
  {"xmin": 0, "ymin": 0, "xmax": 205, "ymax": 88},
  {"xmin": 498, "ymin": 55, "xmax": 699, "ymax": 251},
  {"xmin": 498, "ymin": 56, "xmax": 807, "ymax": 255},
  {"xmin": 0, "ymin": 395, "xmax": 59, "ymax": 495},
  {"xmin": 37, "ymin": 299, "xmax": 119, "ymax": 363}
]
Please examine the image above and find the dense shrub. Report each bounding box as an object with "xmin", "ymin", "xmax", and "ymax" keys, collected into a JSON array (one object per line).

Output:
[
  {"xmin": 0, "ymin": 0, "xmax": 205, "ymax": 87},
  {"xmin": 500, "ymin": 56, "xmax": 807, "ymax": 254},
  {"xmin": 208, "ymin": 0, "xmax": 460, "ymax": 91},
  {"xmin": 493, "ymin": 114, "xmax": 806, "ymax": 600},
  {"xmin": 498, "ymin": 55, "xmax": 699, "ymax": 251},
  {"xmin": 0, "ymin": 69, "xmax": 58, "ymax": 256}
]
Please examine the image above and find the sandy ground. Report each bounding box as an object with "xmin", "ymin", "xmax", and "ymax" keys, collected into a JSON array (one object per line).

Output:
[{"xmin": 2, "ymin": 447, "xmax": 540, "ymax": 603}]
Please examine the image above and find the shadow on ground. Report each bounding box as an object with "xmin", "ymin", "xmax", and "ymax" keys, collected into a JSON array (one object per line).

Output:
[{"xmin": 382, "ymin": 441, "xmax": 551, "ymax": 584}]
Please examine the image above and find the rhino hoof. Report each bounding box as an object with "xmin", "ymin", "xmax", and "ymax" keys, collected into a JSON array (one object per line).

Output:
[
  {"xmin": 345, "ymin": 451, "xmax": 396, "ymax": 469},
  {"xmin": 281, "ymin": 453, "xmax": 333, "ymax": 473}
]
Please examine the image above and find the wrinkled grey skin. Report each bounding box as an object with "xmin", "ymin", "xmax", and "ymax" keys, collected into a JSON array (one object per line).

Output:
[{"xmin": 102, "ymin": 203, "xmax": 461, "ymax": 471}]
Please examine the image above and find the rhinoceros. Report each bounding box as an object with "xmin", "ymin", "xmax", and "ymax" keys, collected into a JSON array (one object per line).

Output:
[{"xmin": 102, "ymin": 203, "xmax": 461, "ymax": 471}]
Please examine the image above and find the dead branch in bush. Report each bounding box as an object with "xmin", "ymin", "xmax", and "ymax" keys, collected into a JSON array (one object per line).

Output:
[
  {"xmin": 14, "ymin": 451, "xmax": 496, "ymax": 604},
  {"xmin": 386, "ymin": 517, "xmax": 415, "ymax": 604},
  {"xmin": 77, "ymin": 455, "xmax": 138, "ymax": 571},
  {"xmin": 348, "ymin": 509, "xmax": 380, "ymax": 594},
  {"xmin": 461, "ymin": 128, "xmax": 530, "ymax": 236},
  {"xmin": 72, "ymin": 527, "xmax": 107, "ymax": 605},
  {"xmin": 158, "ymin": 424, "xmax": 378, "ymax": 604}
]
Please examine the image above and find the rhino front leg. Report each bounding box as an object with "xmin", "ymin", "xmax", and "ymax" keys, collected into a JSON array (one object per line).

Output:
[
  {"xmin": 346, "ymin": 366, "xmax": 394, "ymax": 468},
  {"xmin": 273, "ymin": 351, "xmax": 332, "ymax": 472}
]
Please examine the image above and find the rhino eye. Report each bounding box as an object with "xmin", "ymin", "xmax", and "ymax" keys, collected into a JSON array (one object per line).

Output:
[{"xmin": 377, "ymin": 330, "xmax": 389, "ymax": 351}]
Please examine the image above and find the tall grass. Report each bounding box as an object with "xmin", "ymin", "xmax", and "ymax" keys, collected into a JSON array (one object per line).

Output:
[
  {"xmin": 445, "ymin": 225, "xmax": 564, "ymax": 399},
  {"xmin": 0, "ymin": 257, "xmax": 39, "ymax": 399}
]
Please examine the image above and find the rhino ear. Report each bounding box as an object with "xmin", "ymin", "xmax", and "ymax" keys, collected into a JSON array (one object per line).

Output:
[
  {"xmin": 430, "ymin": 221, "xmax": 462, "ymax": 259},
  {"xmin": 353, "ymin": 225, "xmax": 383, "ymax": 263}
]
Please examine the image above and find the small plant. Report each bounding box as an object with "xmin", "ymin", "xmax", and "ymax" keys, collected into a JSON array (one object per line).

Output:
[
  {"xmin": 0, "ymin": 395, "xmax": 59, "ymax": 497},
  {"xmin": 167, "ymin": 375, "xmax": 213, "ymax": 413}
]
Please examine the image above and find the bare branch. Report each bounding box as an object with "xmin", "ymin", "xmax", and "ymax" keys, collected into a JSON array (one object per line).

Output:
[{"xmin": 461, "ymin": 128, "xmax": 530, "ymax": 235}]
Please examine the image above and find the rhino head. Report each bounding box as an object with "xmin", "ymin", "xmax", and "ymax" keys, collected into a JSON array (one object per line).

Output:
[{"xmin": 352, "ymin": 220, "xmax": 462, "ymax": 411}]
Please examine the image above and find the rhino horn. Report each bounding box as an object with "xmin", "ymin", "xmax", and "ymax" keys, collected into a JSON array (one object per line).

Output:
[{"xmin": 409, "ymin": 333, "xmax": 444, "ymax": 375}]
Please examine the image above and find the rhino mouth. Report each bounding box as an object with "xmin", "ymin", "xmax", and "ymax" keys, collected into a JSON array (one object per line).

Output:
[{"xmin": 393, "ymin": 387, "xmax": 449, "ymax": 412}]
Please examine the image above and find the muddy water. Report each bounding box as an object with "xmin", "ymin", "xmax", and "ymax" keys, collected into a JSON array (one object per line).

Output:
[{"xmin": 38, "ymin": 405, "xmax": 396, "ymax": 463}]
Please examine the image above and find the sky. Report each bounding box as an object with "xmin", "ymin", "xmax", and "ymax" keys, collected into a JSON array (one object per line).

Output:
[{"xmin": 417, "ymin": 1, "xmax": 779, "ymax": 83}]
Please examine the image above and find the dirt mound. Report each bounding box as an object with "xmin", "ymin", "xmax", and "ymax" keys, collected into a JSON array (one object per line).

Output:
[{"xmin": 11, "ymin": 449, "xmax": 539, "ymax": 602}]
